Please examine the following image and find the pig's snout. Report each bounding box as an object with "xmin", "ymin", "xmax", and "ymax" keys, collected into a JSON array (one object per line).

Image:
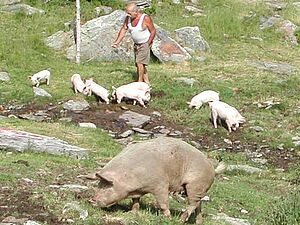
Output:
[{"xmin": 89, "ymin": 194, "xmax": 106, "ymax": 207}]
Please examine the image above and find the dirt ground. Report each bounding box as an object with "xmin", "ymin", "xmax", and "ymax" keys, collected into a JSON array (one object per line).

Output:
[
  {"xmin": 1, "ymin": 100, "xmax": 299, "ymax": 169},
  {"xmin": 1, "ymin": 100, "xmax": 300, "ymax": 224}
]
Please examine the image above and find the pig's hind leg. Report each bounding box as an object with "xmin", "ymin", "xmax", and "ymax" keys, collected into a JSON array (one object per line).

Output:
[
  {"xmin": 180, "ymin": 183, "xmax": 206, "ymax": 224},
  {"xmin": 152, "ymin": 187, "xmax": 171, "ymax": 218}
]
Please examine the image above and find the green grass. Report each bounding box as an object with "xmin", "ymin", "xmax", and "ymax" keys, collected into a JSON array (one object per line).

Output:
[{"xmin": 0, "ymin": 0, "xmax": 300, "ymax": 224}]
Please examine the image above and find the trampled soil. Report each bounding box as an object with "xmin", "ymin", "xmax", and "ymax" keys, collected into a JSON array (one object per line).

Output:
[{"xmin": 1, "ymin": 100, "xmax": 300, "ymax": 224}]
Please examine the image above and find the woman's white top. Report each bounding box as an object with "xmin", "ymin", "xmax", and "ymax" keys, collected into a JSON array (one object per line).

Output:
[{"xmin": 128, "ymin": 14, "xmax": 151, "ymax": 44}]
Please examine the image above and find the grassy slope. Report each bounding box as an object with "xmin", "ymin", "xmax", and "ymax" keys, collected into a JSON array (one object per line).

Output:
[{"xmin": 0, "ymin": 0, "xmax": 300, "ymax": 224}]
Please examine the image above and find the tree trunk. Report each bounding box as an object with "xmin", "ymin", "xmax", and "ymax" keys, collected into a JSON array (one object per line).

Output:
[{"xmin": 75, "ymin": 0, "xmax": 81, "ymax": 64}]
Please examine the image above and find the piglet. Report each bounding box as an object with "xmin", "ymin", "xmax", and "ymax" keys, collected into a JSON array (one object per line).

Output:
[
  {"xmin": 90, "ymin": 137, "xmax": 226, "ymax": 224},
  {"xmin": 114, "ymin": 87, "xmax": 150, "ymax": 108},
  {"xmin": 71, "ymin": 74, "xmax": 85, "ymax": 94},
  {"xmin": 28, "ymin": 69, "xmax": 50, "ymax": 87},
  {"xmin": 83, "ymin": 78, "xmax": 110, "ymax": 104},
  {"xmin": 208, "ymin": 100, "xmax": 246, "ymax": 133},
  {"xmin": 111, "ymin": 82, "xmax": 150, "ymax": 100},
  {"xmin": 187, "ymin": 90, "xmax": 219, "ymax": 109}
]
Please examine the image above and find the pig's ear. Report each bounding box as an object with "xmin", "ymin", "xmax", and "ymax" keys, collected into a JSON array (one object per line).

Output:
[
  {"xmin": 95, "ymin": 173, "xmax": 113, "ymax": 184},
  {"xmin": 186, "ymin": 101, "xmax": 190, "ymax": 105}
]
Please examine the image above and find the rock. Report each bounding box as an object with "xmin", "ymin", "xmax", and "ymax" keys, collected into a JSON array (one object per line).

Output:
[
  {"xmin": 63, "ymin": 202, "xmax": 88, "ymax": 220},
  {"xmin": 24, "ymin": 221, "xmax": 42, "ymax": 225},
  {"xmin": 194, "ymin": 56, "xmax": 207, "ymax": 62},
  {"xmin": 33, "ymin": 87, "xmax": 52, "ymax": 98},
  {"xmin": 175, "ymin": 77, "xmax": 198, "ymax": 87},
  {"xmin": 259, "ymin": 16, "xmax": 281, "ymax": 30},
  {"xmin": 95, "ymin": 6, "xmax": 112, "ymax": 17},
  {"xmin": 49, "ymin": 184, "xmax": 89, "ymax": 190},
  {"xmin": 190, "ymin": 140, "xmax": 201, "ymax": 149},
  {"xmin": 44, "ymin": 30, "xmax": 74, "ymax": 51},
  {"xmin": 0, "ymin": 128, "xmax": 88, "ymax": 159},
  {"xmin": 151, "ymin": 25, "xmax": 191, "ymax": 63},
  {"xmin": 118, "ymin": 130, "xmax": 134, "ymax": 138},
  {"xmin": 2, "ymin": 216, "xmax": 28, "ymax": 224},
  {"xmin": 18, "ymin": 113, "xmax": 50, "ymax": 122},
  {"xmin": 248, "ymin": 60, "xmax": 297, "ymax": 75},
  {"xmin": 63, "ymin": 100, "xmax": 90, "ymax": 112},
  {"xmin": 0, "ymin": 3, "xmax": 45, "ymax": 15},
  {"xmin": 132, "ymin": 127, "xmax": 153, "ymax": 134},
  {"xmin": 114, "ymin": 136, "xmax": 133, "ymax": 146},
  {"xmin": 119, "ymin": 111, "xmax": 151, "ymax": 128},
  {"xmin": 227, "ymin": 165, "xmax": 263, "ymax": 174},
  {"xmin": 0, "ymin": 0, "xmax": 20, "ymax": 5},
  {"xmin": 212, "ymin": 213, "xmax": 251, "ymax": 225},
  {"xmin": 185, "ymin": 5, "xmax": 203, "ymax": 13},
  {"xmin": 240, "ymin": 209, "xmax": 249, "ymax": 214},
  {"xmin": 150, "ymin": 111, "xmax": 161, "ymax": 119},
  {"xmin": 251, "ymin": 126, "xmax": 264, "ymax": 132},
  {"xmin": 292, "ymin": 136, "xmax": 300, "ymax": 147},
  {"xmin": 159, "ymin": 128, "xmax": 170, "ymax": 134},
  {"xmin": 278, "ymin": 20, "xmax": 298, "ymax": 45},
  {"xmin": 0, "ymin": 72, "xmax": 10, "ymax": 82},
  {"xmin": 46, "ymin": 10, "xmax": 189, "ymax": 63},
  {"xmin": 293, "ymin": 2, "xmax": 300, "ymax": 8},
  {"xmin": 265, "ymin": 2, "xmax": 287, "ymax": 10},
  {"xmin": 78, "ymin": 122, "xmax": 97, "ymax": 129},
  {"xmin": 168, "ymin": 130, "xmax": 182, "ymax": 137},
  {"xmin": 59, "ymin": 117, "xmax": 72, "ymax": 123},
  {"xmin": 172, "ymin": 0, "xmax": 181, "ymax": 4}
]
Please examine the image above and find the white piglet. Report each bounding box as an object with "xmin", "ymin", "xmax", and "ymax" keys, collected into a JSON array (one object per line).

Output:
[
  {"xmin": 188, "ymin": 90, "xmax": 219, "ymax": 109},
  {"xmin": 112, "ymin": 82, "xmax": 150, "ymax": 100},
  {"xmin": 208, "ymin": 100, "xmax": 246, "ymax": 133},
  {"xmin": 28, "ymin": 69, "xmax": 50, "ymax": 87},
  {"xmin": 83, "ymin": 78, "xmax": 110, "ymax": 104},
  {"xmin": 114, "ymin": 86, "xmax": 151, "ymax": 108},
  {"xmin": 71, "ymin": 74, "xmax": 85, "ymax": 94}
]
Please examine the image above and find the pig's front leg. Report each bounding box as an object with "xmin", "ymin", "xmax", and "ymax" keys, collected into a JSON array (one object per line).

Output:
[
  {"xmin": 137, "ymin": 98, "xmax": 146, "ymax": 108},
  {"xmin": 225, "ymin": 120, "xmax": 232, "ymax": 133},
  {"xmin": 131, "ymin": 197, "xmax": 140, "ymax": 212},
  {"xmin": 211, "ymin": 110, "xmax": 218, "ymax": 128}
]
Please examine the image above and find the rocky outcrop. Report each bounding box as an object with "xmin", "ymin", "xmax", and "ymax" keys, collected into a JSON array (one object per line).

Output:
[
  {"xmin": 46, "ymin": 10, "xmax": 191, "ymax": 63},
  {"xmin": 0, "ymin": 128, "xmax": 88, "ymax": 159}
]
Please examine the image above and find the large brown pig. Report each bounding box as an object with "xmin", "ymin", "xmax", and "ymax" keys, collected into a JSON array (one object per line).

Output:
[{"xmin": 90, "ymin": 137, "xmax": 225, "ymax": 224}]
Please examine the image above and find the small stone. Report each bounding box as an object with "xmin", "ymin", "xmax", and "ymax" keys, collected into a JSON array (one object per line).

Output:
[
  {"xmin": 118, "ymin": 130, "xmax": 134, "ymax": 138},
  {"xmin": 159, "ymin": 128, "xmax": 170, "ymax": 134},
  {"xmin": 251, "ymin": 126, "xmax": 264, "ymax": 132},
  {"xmin": 240, "ymin": 209, "xmax": 249, "ymax": 214},
  {"xmin": 78, "ymin": 122, "xmax": 97, "ymax": 129}
]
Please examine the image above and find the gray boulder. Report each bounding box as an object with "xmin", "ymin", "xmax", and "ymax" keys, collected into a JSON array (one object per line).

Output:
[
  {"xmin": 66, "ymin": 10, "xmax": 134, "ymax": 62},
  {"xmin": 46, "ymin": 10, "xmax": 191, "ymax": 63},
  {"xmin": 0, "ymin": 0, "xmax": 20, "ymax": 5},
  {"xmin": 175, "ymin": 26, "xmax": 210, "ymax": 51},
  {"xmin": 152, "ymin": 25, "xmax": 191, "ymax": 63},
  {"xmin": 0, "ymin": 3, "xmax": 45, "ymax": 15}
]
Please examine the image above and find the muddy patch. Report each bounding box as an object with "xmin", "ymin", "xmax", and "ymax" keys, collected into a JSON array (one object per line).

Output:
[{"xmin": 1, "ymin": 102, "xmax": 299, "ymax": 169}]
